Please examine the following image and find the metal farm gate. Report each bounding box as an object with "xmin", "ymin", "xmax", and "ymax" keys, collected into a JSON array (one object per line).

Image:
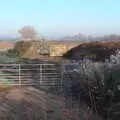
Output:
[{"xmin": 0, "ymin": 64, "xmax": 62, "ymax": 87}]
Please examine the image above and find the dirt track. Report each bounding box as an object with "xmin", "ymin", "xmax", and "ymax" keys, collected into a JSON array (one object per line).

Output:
[
  {"xmin": 0, "ymin": 86, "xmax": 102, "ymax": 120},
  {"xmin": 0, "ymin": 87, "xmax": 66, "ymax": 120}
]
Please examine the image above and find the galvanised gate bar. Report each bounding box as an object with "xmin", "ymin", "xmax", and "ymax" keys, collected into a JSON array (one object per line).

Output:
[{"xmin": 0, "ymin": 64, "xmax": 63, "ymax": 87}]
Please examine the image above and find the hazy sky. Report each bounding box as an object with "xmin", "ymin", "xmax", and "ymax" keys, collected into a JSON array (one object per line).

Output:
[{"xmin": 0, "ymin": 0, "xmax": 120, "ymax": 37}]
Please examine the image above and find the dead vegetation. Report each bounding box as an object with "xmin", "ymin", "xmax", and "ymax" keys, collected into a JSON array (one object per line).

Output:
[{"xmin": 63, "ymin": 41, "xmax": 120, "ymax": 61}]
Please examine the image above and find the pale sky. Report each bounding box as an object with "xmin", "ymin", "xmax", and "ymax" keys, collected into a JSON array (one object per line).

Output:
[{"xmin": 0, "ymin": 0, "xmax": 120, "ymax": 37}]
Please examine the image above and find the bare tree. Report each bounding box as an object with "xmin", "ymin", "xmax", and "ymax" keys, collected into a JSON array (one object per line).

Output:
[{"xmin": 19, "ymin": 26, "xmax": 37, "ymax": 40}]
